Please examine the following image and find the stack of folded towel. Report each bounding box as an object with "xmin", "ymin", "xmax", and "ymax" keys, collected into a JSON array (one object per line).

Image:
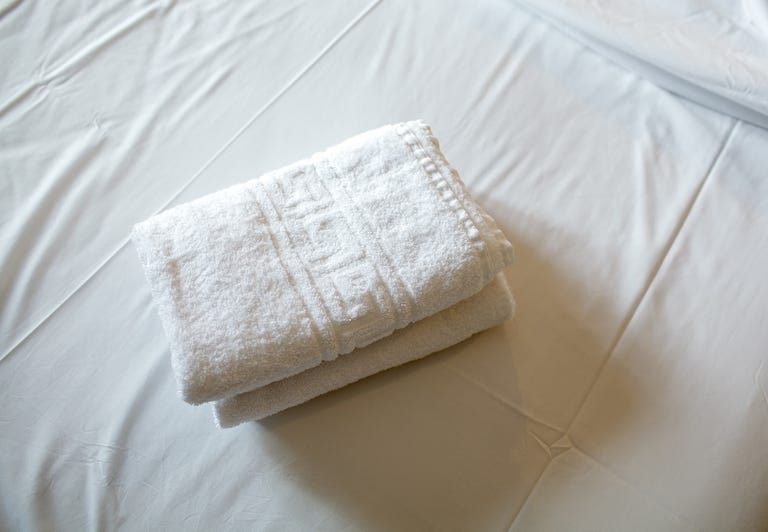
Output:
[{"xmin": 131, "ymin": 120, "xmax": 515, "ymax": 428}]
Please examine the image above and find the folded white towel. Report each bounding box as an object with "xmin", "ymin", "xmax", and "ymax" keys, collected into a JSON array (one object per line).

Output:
[
  {"xmin": 132, "ymin": 120, "xmax": 514, "ymax": 404},
  {"xmin": 214, "ymin": 274, "xmax": 514, "ymax": 427}
]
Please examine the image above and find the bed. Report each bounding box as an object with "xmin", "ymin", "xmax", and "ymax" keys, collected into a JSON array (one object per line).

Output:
[{"xmin": 1, "ymin": 0, "xmax": 767, "ymax": 530}]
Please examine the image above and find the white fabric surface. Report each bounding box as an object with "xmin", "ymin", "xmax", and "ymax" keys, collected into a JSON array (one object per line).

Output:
[
  {"xmin": 515, "ymin": 0, "xmax": 768, "ymax": 128},
  {"xmin": 132, "ymin": 120, "xmax": 513, "ymax": 404},
  {"xmin": 1, "ymin": 0, "xmax": 767, "ymax": 530},
  {"xmin": 215, "ymin": 274, "xmax": 515, "ymax": 427},
  {"xmin": 0, "ymin": 0, "xmax": 380, "ymax": 360}
]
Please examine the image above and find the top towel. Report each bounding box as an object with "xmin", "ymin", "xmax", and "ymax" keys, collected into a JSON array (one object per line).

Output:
[{"xmin": 131, "ymin": 120, "xmax": 514, "ymax": 404}]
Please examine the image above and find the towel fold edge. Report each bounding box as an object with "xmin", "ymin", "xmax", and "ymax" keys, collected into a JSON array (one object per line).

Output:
[{"xmin": 213, "ymin": 273, "xmax": 515, "ymax": 428}]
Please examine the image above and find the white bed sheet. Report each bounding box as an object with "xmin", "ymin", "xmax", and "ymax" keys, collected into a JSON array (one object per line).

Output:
[
  {"xmin": 516, "ymin": 0, "xmax": 768, "ymax": 129},
  {"xmin": 1, "ymin": 0, "xmax": 766, "ymax": 530},
  {"xmin": 0, "ymin": 0, "xmax": 377, "ymax": 359}
]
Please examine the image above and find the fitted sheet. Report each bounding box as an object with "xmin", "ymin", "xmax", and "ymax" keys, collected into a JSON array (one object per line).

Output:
[{"xmin": 1, "ymin": 0, "xmax": 766, "ymax": 530}]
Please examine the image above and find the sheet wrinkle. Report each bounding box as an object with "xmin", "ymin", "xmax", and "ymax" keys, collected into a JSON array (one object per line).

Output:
[
  {"xmin": 506, "ymin": 442, "xmax": 695, "ymax": 531},
  {"xmin": 511, "ymin": 1, "xmax": 768, "ymax": 129},
  {"xmin": 506, "ymin": 120, "xmax": 738, "ymax": 532},
  {"xmin": 0, "ymin": 1, "xmax": 164, "ymax": 117},
  {"xmin": 0, "ymin": 0, "xmax": 23, "ymax": 19},
  {"xmin": 0, "ymin": 0, "xmax": 383, "ymax": 365},
  {"xmin": 441, "ymin": 363, "xmax": 563, "ymax": 434},
  {"xmin": 505, "ymin": 459, "xmax": 549, "ymax": 531},
  {"xmin": 560, "ymin": 119, "xmax": 739, "ymax": 436},
  {"xmin": 0, "ymin": 131, "xmax": 107, "ymax": 333},
  {"xmin": 568, "ymin": 444, "xmax": 698, "ymax": 531}
]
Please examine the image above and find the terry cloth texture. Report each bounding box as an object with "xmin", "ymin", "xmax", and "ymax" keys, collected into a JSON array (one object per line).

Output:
[
  {"xmin": 214, "ymin": 274, "xmax": 514, "ymax": 427},
  {"xmin": 131, "ymin": 120, "xmax": 515, "ymax": 405}
]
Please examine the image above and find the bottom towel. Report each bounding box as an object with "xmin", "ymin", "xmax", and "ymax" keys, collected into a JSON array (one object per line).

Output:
[{"xmin": 214, "ymin": 274, "xmax": 515, "ymax": 427}]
